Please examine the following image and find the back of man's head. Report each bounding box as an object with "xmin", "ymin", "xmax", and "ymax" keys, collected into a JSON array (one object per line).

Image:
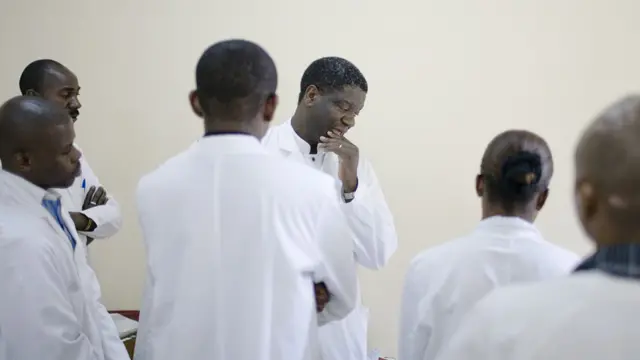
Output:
[
  {"xmin": 575, "ymin": 94, "xmax": 640, "ymax": 244},
  {"xmin": 192, "ymin": 39, "xmax": 278, "ymax": 125},
  {"xmin": 19, "ymin": 59, "xmax": 66, "ymax": 95},
  {"xmin": 0, "ymin": 95, "xmax": 79, "ymax": 189}
]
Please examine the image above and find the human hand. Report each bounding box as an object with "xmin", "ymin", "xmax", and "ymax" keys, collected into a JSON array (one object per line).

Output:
[
  {"xmin": 318, "ymin": 130, "xmax": 359, "ymax": 192},
  {"xmin": 83, "ymin": 186, "xmax": 108, "ymax": 210},
  {"xmin": 69, "ymin": 212, "xmax": 90, "ymax": 231},
  {"xmin": 314, "ymin": 282, "xmax": 331, "ymax": 313}
]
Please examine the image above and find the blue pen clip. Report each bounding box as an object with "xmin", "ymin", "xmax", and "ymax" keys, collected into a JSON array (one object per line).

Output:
[{"xmin": 81, "ymin": 179, "xmax": 86, "ymax": 190}]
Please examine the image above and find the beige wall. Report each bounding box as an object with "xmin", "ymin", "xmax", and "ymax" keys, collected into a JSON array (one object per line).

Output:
[{"xmin": 2, "ymin": 0, "xmax": 640, "ymax": 356}]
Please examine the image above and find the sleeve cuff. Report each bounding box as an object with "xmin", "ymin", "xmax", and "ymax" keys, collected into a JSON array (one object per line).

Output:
[
  {"xmin": 341, "ymin": 179, "xmax": 369, "ymax": 204},
  {"xmin": 79, "ymin": 207, "xmax": 103, "ymax": 232}
]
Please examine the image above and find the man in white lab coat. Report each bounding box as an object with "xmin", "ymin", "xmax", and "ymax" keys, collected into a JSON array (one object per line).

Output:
[
  {"xmin": 0, "ymin": 96, "xmax": 129, "ymax": 360},
  {"xmin": 19, "ymin": 59, "xmax": 122, "ymax": 249},
  {"xmin": 134, "ymin": 39, "xmax": 358, "ymax": 360},
  {"xmin": 436, "ymin": 95, "xmax": 640, "ymax": 360},
  {"xmin": 262, "ymin": 57, "xmax": 398, "ymax": 360},
  {"xmin": 398, "ymin": 130, "xmax": 579, "ymax": 360}
]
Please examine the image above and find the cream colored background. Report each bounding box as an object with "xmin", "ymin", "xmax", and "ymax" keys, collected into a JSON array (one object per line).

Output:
[{"xmin": 2, "ymin": 0, "xmax": 640, "ymax": 356}]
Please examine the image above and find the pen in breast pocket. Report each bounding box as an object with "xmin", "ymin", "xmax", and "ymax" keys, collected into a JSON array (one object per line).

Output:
[{"xmin": 81, "ymin": 179, "xmax": 86, "ymax": 190}]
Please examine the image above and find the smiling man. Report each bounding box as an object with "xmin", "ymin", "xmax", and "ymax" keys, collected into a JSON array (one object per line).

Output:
[
  {"xmin": 18, "ymin": 59, "xmax": 122, "ymax": 249},
  {"xmin": 261, "ymin": 57, "xmax": 398, "ymax": 360}
]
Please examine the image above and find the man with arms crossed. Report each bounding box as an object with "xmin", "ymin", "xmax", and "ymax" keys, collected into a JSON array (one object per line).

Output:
[
  {"xmin": 19, "ymin": 59, "xmax": 122, "ymax": 248},
  {"xmin": 16, "ymin": 60, "xmax": 126, "ymax": 358},
  {"xmin": 0, "ymin": 96, "xmax": 128, "ymax": 360},
  {"xmin": 262, "ymin": 57, "xmax": 398, "ymax": 360},
  {"xmin": 436, "ymin": 95, "xmax": 640, "ymax": 360},
  {"xmin": 134, "ymin": 39, "xmax": 358, "ymax": 360}
]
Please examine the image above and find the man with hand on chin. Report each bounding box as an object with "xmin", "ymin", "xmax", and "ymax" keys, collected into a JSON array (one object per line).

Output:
[
  {"xmin": 18, "ymin": 59, "xmax": 122, "ymax": 249},
  {"xmin": 262, "ymin": 57, "xmax": 398, "ymax": 360},
  {"xmin": 318, "ymin": 129, "xmax": 360, "ymax": 194}
]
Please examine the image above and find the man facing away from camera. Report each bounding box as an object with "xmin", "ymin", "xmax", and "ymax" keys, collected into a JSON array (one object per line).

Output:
[{"xmin": 134, "ymin": 40, "xmax": 358, "ymax": 360}]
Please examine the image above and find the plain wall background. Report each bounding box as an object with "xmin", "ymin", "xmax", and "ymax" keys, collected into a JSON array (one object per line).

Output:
[{"xmin": 2, "ymin": 0, "xmax": 640, "ymax": 356}]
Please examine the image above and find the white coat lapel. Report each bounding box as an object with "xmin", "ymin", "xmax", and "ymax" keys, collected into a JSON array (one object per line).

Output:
[
  {"xmin": 41, "ymin": 206, "xmax": 79, "ymax": 254},
  {"xmin": 60, "ymin": 209, "xmax": 83, "ymax": 249},
  {"xmin": 273, "ymin": 122, "xmax": 307, "ymax": 164},
  {"xmin": 272, "ymin": 121, "xmax": 340, "ymax": 175},
  {"xmin": 0, "ymin": 170, "xmax": 78, "ymax": 255}
]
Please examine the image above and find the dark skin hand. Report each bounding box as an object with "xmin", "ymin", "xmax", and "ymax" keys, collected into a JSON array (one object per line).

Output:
[
  {"xmin": 318, "ymin": 130, "xmax": 359, "ymax": 193},
  {"xmin": 315, "ymin": 282, "xmax": 331, "ymax": 313},
  {"xmin": 83, "ymin": 186, "xmax": 108, "ymax": 209},
  {"xmin": 70, "ymin": 186, "xmax": 109, "ymax": 245}
]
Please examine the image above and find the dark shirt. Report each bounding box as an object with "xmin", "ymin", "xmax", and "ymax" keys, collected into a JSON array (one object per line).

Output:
[{"xmin": 574, "ymin": 244, "xmax": 640, "ymax": 280}]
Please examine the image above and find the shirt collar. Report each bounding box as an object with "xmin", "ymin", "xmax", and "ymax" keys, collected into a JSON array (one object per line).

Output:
[
  {"xmin": 280, "ymin": 119, "xmax": 326, "ymax": 156},
  {"xmin": 204, "ymin": 130, "xmax": 253, "ymax": 137},
  {"xmin": 195, "ymin": 133, "xmax": 265, "ymax": 156},
  {"xmin": 475, "ymin": 215, "xmax": 540, "ymax": 235},
  {"xmin": 574, "ymin": 244, "xmax": 640, "ymax": 279},
  {"xmin": 292, "ymin": 127, "xmax": 313, "ymax": 154}
]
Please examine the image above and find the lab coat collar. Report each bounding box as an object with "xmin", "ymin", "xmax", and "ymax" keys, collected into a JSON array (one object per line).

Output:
[
  {"xmin": 271, "ymin": 119, "xmax": 296, "ymax": 152},
  {"xmin": 292, "ymin": 127, "xmax": 313, "ymax": 154},
  {"xmin": 0, "ymin": 169, "xmax": 80, "ymax": 255},
  {"xmin": 0, "ymin": 169, "xmax": 60, "ymax": 208},
  {"xmin": 474, "ymin": 215, "xmax": 541, "ymax": 237},
  {"xmin": 274, "ymin": 119, "xmax": 327, "ymax": 155},
  {"xmin": 196, "ymin": 133, "xmax": 266, "ymax": 155}
]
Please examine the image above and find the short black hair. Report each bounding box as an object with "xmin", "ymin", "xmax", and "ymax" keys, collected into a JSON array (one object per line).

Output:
[
  {"xmin": 480, "ymin": 130, "xmax": 553, "ymax": 212},
  {"xmin": 0, "ymin": 96, "xmax": 69, "ymax": 157},
  {"xmin": 195, "ymin": 39, "xmax": 277, "ymax": 119},
  {"xmin": 298, "ymin": 57, "xmax": 368, "ymax": 103},
  {"xmin": 19, "ymin": 59, "xmax": 66, "ymax": 94}
]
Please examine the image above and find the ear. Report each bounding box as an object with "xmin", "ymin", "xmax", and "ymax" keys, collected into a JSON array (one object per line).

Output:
[
  {"xmin": 189, "ymin": 90, "xmax": 203, "ymax": 118},
  {"xmin": 576, "ymin": 180, "xmax": 597, "ymax": 224},
  {"xmin": 14, "ymin": 151, "xmax": 31, "ymax": 171},
  {"xmin": 536, "ymin": 188, "xmax": 549, "ymax": 211},
  {"xmin": 25, "ymin": 89, "xmax": 39, "ymax": 97},
  {"xmin": 303, "ymin": 85, "xmax": 320, "ymax": 107},
  {"xmin": 262, "ymin": 93, "xmax": 279, "ymax": 122},
  {"xmin": 475, "ymin": 174, "xmax": 484, "ymax": 197}
]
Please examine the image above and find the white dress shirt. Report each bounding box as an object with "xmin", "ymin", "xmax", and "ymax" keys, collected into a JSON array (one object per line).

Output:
[
  {"xmin": 134, "ymin": 134, "xmax": 358, "ymax": 360},
  {"xmin": 398, "ymin": 216, "xmax": 579, "ymax": 360},
  {"xmin": 0, "ymin": 169, "xmax": 128, "ymax": 360},
  {"xmin": 262, "ymin": 120, "xmax": 399, "ymax": 360}
]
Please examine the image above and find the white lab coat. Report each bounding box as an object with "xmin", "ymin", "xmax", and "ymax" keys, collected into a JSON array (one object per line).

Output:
[
  {"xmin": 262, "ymin": 120, "xmax": 398, "ymax": 360},
  {"xmin": 0, "ymin": 170, "xmax": 128, "ymax": 360},
  {"xmin": 134, "ymin": 134, "xmax": 358, "ymax": 360},
  {"xmin": 54, "ymin": 144, "xmax": 122, "ymax": 248},
  {"xmin": 436, "ymin": 271, "xmax": 640, "ymax": 360},
  {"xmin": 398, "ymin": 216, "xmax": 579, "ymax": 360}
]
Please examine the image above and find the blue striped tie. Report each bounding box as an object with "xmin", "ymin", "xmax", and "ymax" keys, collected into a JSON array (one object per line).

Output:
[{"xmin": 42, "ymin": 198, "xmax": 76, "ymax": 250}]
